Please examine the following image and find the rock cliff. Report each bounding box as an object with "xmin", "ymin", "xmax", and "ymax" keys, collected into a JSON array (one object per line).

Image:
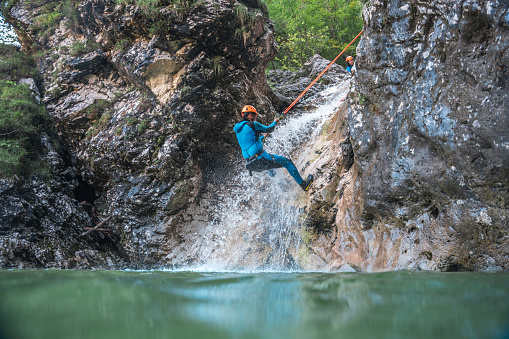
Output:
[
  {"xmin": 1, "ymin": 0, "xmax": 279, "ymax": 268},
  {"xmin": 301, "ymin": 0, "xmax": 508, "ymax": 271}
]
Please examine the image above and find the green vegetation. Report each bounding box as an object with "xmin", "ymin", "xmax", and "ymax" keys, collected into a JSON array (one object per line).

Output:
[
  {"xmin": 137, "ymin": 119, "xmax": 149, "ymax": 133},
  {"xmin": 0, "ymin": 44, "xmax": 51, "ymax": 179},
  {"xmin": 84, "ymin": 99, "xmax": 118, "ymax": 139},
  {"xmin": 0, "ymin": 44, "xmax": 38, "ymax": 80},
  {"xmin": 180, "ymin": 85, "xmax": 191, "ymax": 95},
  {"xmin": 113, "ymin": 38, "xmax": 132, "ymax": 52},
  {"xmin": 266, "ymin": 0, "xmax": 366, "ymax": 70},
  {"xmin": 1, "ymin": 0, "xmax": 80, "ymax": 39},
  {"xmin": 84, "ymin": 99, "xmax": 113, "ymax": 121},
  {"xmin": 232, "ymin": 1, "xmax": 268, "ymax": 46},
  {"xmin": 69, "ymin": 41, "xmax": 87, "ymax": 56},
  {"xmin": 156, "ymin": 135, "xmax": 165, "ymax": 146},
  {"xmin": 116, "ymin": 0, "xmax": 161, "ymax": 15},
  {"xmin": 85, "ymin": 111, "xmax": 112, "ymax": 139},
  {"xmin": 116, "ymin": 0, "xmax": 203, "ymax": 35},
  {"xmin": 357, "ymin": 90, "xmax": 367, "ymax": 105},
  {"xmin": 126, "ymin": 116, "xmax": 139, "ymax": 126},
  {"xmin": 234, "ymin": 4, "xmax": 258, "ymax": 46},
  {"xmin": 69, "ymin": 40, "xmax": 102, "ymax": 56},
  {"xmin": 208, "ymin": 56, "xmax": 223, "ymax": 76}
]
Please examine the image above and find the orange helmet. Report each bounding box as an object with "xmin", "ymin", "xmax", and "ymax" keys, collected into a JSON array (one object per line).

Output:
[
  {"xmin": 346, "ymin": 56, "xmax": 354, "ymax": 62},
  {"xmin": 241, "ymin": 105, "xmax": 258, "ymax": 117}
]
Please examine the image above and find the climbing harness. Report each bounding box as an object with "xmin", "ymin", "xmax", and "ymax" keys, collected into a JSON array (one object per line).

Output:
[{"xmin": 282, "ymin": 30, "xmax": 364, "ymax": 115}]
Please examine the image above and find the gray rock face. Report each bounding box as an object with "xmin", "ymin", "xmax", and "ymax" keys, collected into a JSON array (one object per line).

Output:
[
  {"xmin": 0, "ymin": 132, "xmax": 127, "ymax": 269},
  {"xmin": 2, "ymin": 0, "xmax": 278, "ymax": 268},
  {"xmin": 342, "ymin": 0, "xmax": 509, "ymax": 270},
  {"xmin": 269, "ymin": 54, "xmax": 350, "ymax": 105},
  {"xmin": 62, "ymin": 50, "xmax": 107, "ymax": 83}
]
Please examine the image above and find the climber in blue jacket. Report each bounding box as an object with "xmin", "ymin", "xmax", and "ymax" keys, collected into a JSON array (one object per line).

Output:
[
  {"xmin": 233, "ymin": 105, "xmax": 313, "ymax": 191},
  {"xmin": 345, "ymin": 56, "xmax": 355, "ymax": 73}
]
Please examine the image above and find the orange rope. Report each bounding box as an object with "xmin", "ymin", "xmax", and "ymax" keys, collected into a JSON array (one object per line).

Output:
[{"xmin": 282, "ymin": 30, "xmax": 363, "ymax": 115}]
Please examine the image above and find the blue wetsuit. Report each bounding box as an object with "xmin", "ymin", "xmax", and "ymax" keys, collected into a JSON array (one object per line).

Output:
[{"xmin": 233, "ymin": 118, "xmax": 304, "ymax": 185}]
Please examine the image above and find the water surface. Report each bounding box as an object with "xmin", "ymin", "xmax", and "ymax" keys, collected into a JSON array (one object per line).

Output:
[{"xmin": 0, "ymin": 270, "xmax": 508, "ymax": 339}]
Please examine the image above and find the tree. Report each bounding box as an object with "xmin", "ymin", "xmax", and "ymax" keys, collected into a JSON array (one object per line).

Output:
[{"xmin": 266, "ymin": 0, "xmax": 365, "ymax": 70}]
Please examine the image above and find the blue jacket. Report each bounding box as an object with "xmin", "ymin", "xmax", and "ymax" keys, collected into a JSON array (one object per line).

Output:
[
  {"xmin": 233, "ymin": 118, "xmax": 277, "ymax": 159},
  {"xmin": 346, "ymin": 65, "xmax": 352, "ymax": 73}
]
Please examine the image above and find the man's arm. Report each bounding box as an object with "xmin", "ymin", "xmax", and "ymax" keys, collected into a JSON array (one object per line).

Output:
[{"xmin": 253, "ymin": 119, "xmax": 278, "ymax": 133}]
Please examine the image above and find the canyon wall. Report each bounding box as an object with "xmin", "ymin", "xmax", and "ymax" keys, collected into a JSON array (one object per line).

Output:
[
  {"xmin": 1, "ymin": 0, "xmax": 508, "ymax": 271},
  {"xmin": 1, "ymin": 0, "xmax": 279, "ymax": 268},
  {"xmin": 301, "ymin": 0, "xmax": 508, "ymax": 271}
]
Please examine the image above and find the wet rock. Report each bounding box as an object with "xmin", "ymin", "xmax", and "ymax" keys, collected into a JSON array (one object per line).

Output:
[
  {"xmin": 341, "ymin": 0, "xmax": 509, "ymax": 271},
  {"xmin": 282, "ymin": 1, "xmax": 508, "ymax": 272},
  {"xmin": 18, "ymin": 78, "xmax": 40, "ymax": 102},
  {"xmin": 0, "ymin": 141, "xmax": 128, "ymax": 269},
  {"xmin": 66, "ymin": 50, "xmax": 106, "ymax": 72},
  {"xmin": 61, "ymin": 50, "xmax": 107, "ymax": 83},
  {"xmin": 2, "ymin": 0, "xmax": 278, "ymax": 268},
  {"xmin": 3, "ymin": 0, "xmax": 507, "ymax": 272},
  {"xmin": 268, "ymin": 54, "xmax": 350, "ymax": 107}
]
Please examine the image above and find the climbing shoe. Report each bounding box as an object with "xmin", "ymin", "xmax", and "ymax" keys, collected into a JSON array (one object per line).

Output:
[{"xmin": 300, "ymin": 174, "xmax": 313, "ymax": 191}]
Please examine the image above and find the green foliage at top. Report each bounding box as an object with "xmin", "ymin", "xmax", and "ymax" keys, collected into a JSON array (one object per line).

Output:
[
  {"xmin": 0, "ymin": 0, "xmax": 80, "ymax": 46},
  {"xmin": 208, "ymin": 55, "xmax": 223, "ymax": 76},
  {"xmin": 0, "ymin": 44, "xmax": 50, "ymax": 179},
  {"xmin": 24, "ymin": 0, "xmax": 79, "ymax": 36},
  {"xmin": 0, "ymin": 0, "xmax": 19, "ymax": 15},
  {"xmin": 266, "ymin": 0, "xmax": 366, "ymax": 70},
  {"xmin": 68, "ymin": 40, "xmax": 102, "ymax": 57},
  {"xmin": 0, "ymin": 44, "xmax": 38, "ymax": 80},
  {"xmin": 233, "ymin": 3, "xmax": 263, "ymax": 46}
]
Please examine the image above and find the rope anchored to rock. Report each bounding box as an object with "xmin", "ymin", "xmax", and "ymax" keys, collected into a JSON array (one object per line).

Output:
[{"xmin": 282, "ymin": 30, "xmax": 363, "ymax": 115}]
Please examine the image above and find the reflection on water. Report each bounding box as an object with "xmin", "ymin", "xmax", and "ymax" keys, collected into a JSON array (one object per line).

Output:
[{"xmin": 0, "ymin": 270, "xmax": 508, "ymax": 339}]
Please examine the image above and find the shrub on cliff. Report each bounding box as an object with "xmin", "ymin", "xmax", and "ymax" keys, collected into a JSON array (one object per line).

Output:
[
  {"xmin": 2, "ymin": 0, "xmax": 79, "ymax": 34},
  {"xmin": 0, "ymin": 44, "xmax": 50, "ymax": 179}
]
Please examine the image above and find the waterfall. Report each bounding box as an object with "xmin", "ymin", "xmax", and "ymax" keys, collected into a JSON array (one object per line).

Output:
[
  {"xmin": 176, "ymin": 78, "xmax": 351, "ymax": 272},
  {"xmin": 0, "ymin": 15, "xmax": 20, "ymax": 46}
]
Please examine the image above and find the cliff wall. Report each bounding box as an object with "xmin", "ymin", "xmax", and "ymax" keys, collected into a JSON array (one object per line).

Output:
[
  {"xmin": 1, "ymin": 0, "xmax": 279, "ymax": 268},
  {"xmin": 301, "ymin": 0, "xmax": 508, "ymax": 271}
]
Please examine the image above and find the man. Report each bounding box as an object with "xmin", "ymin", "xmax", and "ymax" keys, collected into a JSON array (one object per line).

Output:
[
  {"xmin": 233, "ymin": 105, "xmax": 313, "ymax": 191},
  {"xmin": 346, "ymin": 56, "xmax": 355, "ymax": 73}
]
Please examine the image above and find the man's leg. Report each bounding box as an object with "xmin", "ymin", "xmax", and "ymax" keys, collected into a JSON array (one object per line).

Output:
[
  {"xmin": 269, "ymin": 154, "xmax": 304, "ymax": 185},
  {"xmin": 253, "ymin": 152, "xmax": 313, "ymax": 190}
]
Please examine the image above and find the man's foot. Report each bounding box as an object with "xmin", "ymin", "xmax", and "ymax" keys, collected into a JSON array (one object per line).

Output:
[{"xmin": 300, "ymin": 174, "xmax": 313, "ymax": 191}]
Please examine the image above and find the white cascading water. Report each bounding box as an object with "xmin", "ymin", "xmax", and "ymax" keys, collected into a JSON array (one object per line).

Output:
[{"xmin": 187, "ymin": 79, "xmax": 351, "ymax": 272}]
